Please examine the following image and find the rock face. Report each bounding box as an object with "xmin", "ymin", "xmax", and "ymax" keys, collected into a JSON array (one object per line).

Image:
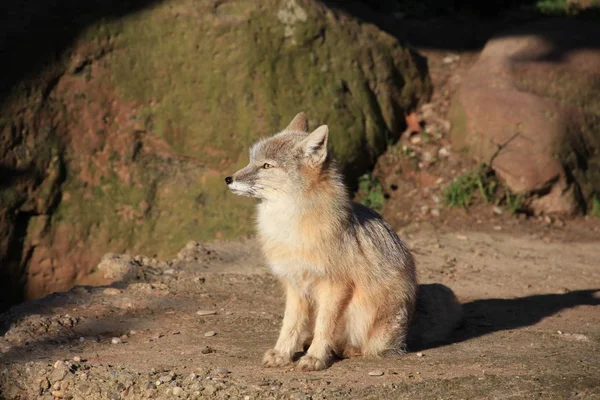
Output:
[
  {"xmin": 449, "ymin": 19, "xmax": 600, "ymax": 215},
  {"xmin": 0, "ymin": 0, "xmax": 431, "ymax": 308}
]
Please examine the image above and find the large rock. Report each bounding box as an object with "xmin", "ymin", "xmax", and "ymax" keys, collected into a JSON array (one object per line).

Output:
[
  {"xmin": 0, "ymin": 0, "xmax": 431, "ymax": 307},
  {"xmin": 449, "ymin": 19, "xmax": 600, "ymax": 215}
]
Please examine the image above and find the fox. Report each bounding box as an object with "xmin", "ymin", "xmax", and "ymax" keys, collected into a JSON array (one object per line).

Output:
[{"xmin": 225, "ymin": 112, "xmax": 462, "ymax": 371}]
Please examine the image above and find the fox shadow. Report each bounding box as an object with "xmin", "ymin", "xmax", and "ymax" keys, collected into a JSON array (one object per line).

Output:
[{"xmin": 409, "ymin": 288, "xmax": 600, "ymax": 352}]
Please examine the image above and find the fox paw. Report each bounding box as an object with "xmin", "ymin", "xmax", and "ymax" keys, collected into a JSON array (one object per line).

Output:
[
  {"xmin": 263, "ymin": 349, "xmax": 292, "ymax": 368},
  {"xmin": 296, "ymin": 355, "xmax": 328, "ymax": 372}
]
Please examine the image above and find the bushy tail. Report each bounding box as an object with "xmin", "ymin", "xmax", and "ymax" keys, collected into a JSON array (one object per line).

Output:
[{"xmin": 407, "ymin": 283, "xmax": 464, "ymax": 350}]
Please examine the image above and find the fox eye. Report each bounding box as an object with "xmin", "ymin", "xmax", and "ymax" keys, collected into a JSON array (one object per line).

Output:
[{"xmin": 262, "ymin": 163, "xmax": 274, "ymax": 169}]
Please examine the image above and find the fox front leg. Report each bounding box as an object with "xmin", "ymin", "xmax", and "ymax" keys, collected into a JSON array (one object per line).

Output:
[
  {"xmin": 263, "ymin": 281, "xmax": 309, "ymax": 367},
  {"xmin": 297, "ymin": 280, "xmax": 349, "ymax": 371}
]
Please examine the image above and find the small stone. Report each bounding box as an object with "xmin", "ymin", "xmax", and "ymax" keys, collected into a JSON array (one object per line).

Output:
[
  {"xmin": 420, "ymin": 205, "xmax": 429, "ymax": 214},
  {"xmin": 492, "ymin": 206, "xmax": 503, "ymax": 215},
  {"xmin": 544, "ymin": 215, "xmax": 552, "ymax": 224},
  {"xmin": 557, "ymin": 330, "xmax": 563, "ymax": 335},
  {"xmin": 120, "ymin": 334, "xmax": 128, "ymax": 340},
  {"xmin": 493, "ymin": 226, "xmax": 502, "ymax": 231},
  {"xmin": 438, "ymin": 147, "xmax": 450, "ymax": 158},
  {"xmin": 368, "ymin": 370, "xmax": 384, "ymax": 376},
  {"xmin": 216, "ymin": 367, "xmax": 229, "ymax": 375},
  {"xmin": 111, "ymin": 337, "xmax": 121, "ymax": 344},
  {"xmin": 410, "ymin": 135, "xmax": 422, "ymax": 144},
  {"xmin": 163, "ymin": 269, "xmax": 175, "ymax": 275},
  {"xmin": 102, "ymin": 288, "xmax": 121, "ymax": 296},
  {"xmin": 79, "ymin": 337, "xmax": 85, "ymax": 343},
  {"xmin": 197, "ymin": 310, "xmax": 217, "ymax": 316},
  {"xmin": 200, "ymin": 345, "xmax": 213, "ymax": 354},
  {"xmin": 53, "ymin": 360, "xmax": 63, "ymax": 369},
  {"xmin": 204, "ymin": 331, "xmax": 217, "ymax": 337},
  {"xmin": 73, "ymin": 356, "xmax": 81, "ymax": 363},
  {"xmin": 430, "ymin": 208, "xmax": 440, "ymax": 217},
  {"xmin": 172, "ymin": 386, "xmax": 184, "ymax": 397},
  {"xmin": 53, "ymin": 382, "xmax": 61, "ymax": 390},
  {"xmin": 416, "ymin": 352, "xmax": 424, "ymax": 357},
  {"xmin": 52, "ymin": 390, "xmax": 64, "ymax": 398},
  {"xmin": 129, "ymin": 330, "xmax": 137, "ymax": 335},
  {"xmin": 158, "ymin": 375, "xmax": 173, "ymax": 383}
]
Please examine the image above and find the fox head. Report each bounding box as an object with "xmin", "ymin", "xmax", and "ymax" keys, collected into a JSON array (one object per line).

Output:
[{"xmin": 225, "ymin": 112, "xmax": 332, "ymax": 201}]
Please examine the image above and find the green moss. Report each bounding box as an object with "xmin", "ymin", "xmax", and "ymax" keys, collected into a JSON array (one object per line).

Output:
[{"xmin": 356, "ymin": 173, "xmax": 385, "ymax": 213}]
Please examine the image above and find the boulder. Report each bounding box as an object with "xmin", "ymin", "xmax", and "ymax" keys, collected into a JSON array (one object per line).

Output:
[
  {"xmin": 0, "ymin": 0, "xmax": 431, "ymax": 307},
  {"xmin": 449, "ymin": 19, "xmax": 600, "ymax": 215}
]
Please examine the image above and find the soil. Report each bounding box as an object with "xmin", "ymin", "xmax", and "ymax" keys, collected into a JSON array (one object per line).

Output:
[{"xmin": 1, "ymin": 223, "xmax": 599, "ymax": 399}]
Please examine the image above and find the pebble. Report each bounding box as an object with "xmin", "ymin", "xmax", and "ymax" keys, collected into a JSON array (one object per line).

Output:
[
  {"xmin": 493, "ymin": 206, "xmax": 503, "ymax": 215},
  {"xmin": 410, "ymin": 135, "xmax": 422, "ymax": 144},
  {"xmin": 53, "ymin": 360, "xmax": 63, "ymax": 369},
  {"xmin": 73, "ymin": 356, "xmax": 81, "ymax": 363},
  {"xmin": 172, "ymin": 386, "xmax": 184, "ymax": 397},
  {"xmin": 79, "ymin": 337, "xmax": 85, "ymax": 343},
  {"xmin": 103, "ymin": 288, "xmax": 121, "ymax": 296},
  {"xmin": 420, "ymin": 205, "xmax": 429, "ymax": 215},
  {"xmin": 430, "ymin": 208, "xmax": 440, "ymax": 217},
  {"xmin": 111, "ymin": 337, "xmax": 121, "ymax": 344},
  {"xmin": 129, "ymin": 330, "xmax": 137, "ymax": 335},
  {"xmin": 416, "ymin": 352, "xmax": 424, "ymax": 357},
  {"xmin": 163, "ymin": 269, "xmax": 176, "ymax": 275},
  {"xmin": 158, "ymin": 375, "xmax": 173, "ymax": 383},
  {"xmin": 201, "ymin": 345, "xmax": 213, "ymax": 354},
  {"xmin": 52, "ymin": 390, "xmax": 65, "ymax": 398},
  {"xmin": 438, "ymin": 147, "xmax": 450, "ymax": 158},
  {"xmin": 493, "ymin": 226, "xmax": 502, "ymax": 231},
  {"xmin": 368, "ymin": 370, "xmax": 384, "ymax": 376},
  {"xmin": 197, "ymin": 310, "xmax": 217, "ymax": 316},
  {"xmin": 216, "ymin": 367, "xmax": 229, "ymax": 375},
  {"xmin": 204, "ymin": 331, "xmax": 217, "ymax": 337}
]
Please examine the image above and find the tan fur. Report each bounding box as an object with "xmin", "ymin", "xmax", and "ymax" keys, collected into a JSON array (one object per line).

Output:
[{"xmin": 226, "ymin": 112, "xmax": 418, "ymax": 371}]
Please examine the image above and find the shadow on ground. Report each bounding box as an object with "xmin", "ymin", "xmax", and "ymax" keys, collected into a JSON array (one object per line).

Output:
[{"xmin": 411, "ymin": 288, "xmax": 600, "ymax": 351}]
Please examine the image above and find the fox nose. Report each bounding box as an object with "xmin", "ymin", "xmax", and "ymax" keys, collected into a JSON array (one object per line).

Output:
[{"xmin": 225, "ymin": 176, "xmax": 233, "ymax": 185}]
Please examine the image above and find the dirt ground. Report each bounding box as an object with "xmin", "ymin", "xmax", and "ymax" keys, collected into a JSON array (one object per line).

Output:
[{"xmin": 1, "ymin": 220, "xmax": 599, "ymax": 399}]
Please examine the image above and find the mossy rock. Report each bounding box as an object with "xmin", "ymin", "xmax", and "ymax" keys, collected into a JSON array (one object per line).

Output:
[{"xmin": 0, "ymin": 0, "xmax": 431, "ymax": 304}]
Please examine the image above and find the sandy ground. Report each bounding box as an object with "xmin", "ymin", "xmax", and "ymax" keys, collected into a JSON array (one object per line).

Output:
[{"xmin": 1, "ymin": 222, "xmax": 599, "ymax": 399}]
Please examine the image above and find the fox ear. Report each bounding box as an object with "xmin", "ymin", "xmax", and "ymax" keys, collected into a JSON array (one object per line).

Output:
[
  {"xmin": 284, "ymin": 112, "xmax": 309, "ymax": 132},
  {"xmin": 301, "ymin": 125, "xmax": 329, "ymax": 165}
]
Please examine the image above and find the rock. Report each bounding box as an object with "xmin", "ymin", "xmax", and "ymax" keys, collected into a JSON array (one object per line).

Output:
[
  {"xmin": 103, "ymin": 288, "xmax": 122, "ymax": 296},
  {"xmin": 368, "ymin": 370, "xmax": 384, "ymax": 376},
  {"xmin": 0, "ymin": 0, "xmax": 431, "ymax": 310},
  {"xmin": 416, "ymin": 352, "xmax": 424, "ymax": 357},
  {"xmin": 97, "ymin": 254, "xmax": 137, "ymax": 283},
  {"xmin": 204, "ymin": 331, "xmax": 217, "ymax": 337},
  {"xmin": 196, "ymin": 310, "xmax": 217, "ymax": 316},
  {"xmin": 111, "ymin": 337, "xmax": 121, "ymax": 345},
  {"xmin": 158, "ymin": 375, "xmax": 173, "ymax": 383},
  {"xmin": 49, "ymin": 363, "xmax": 69, "ymax": 382},
  {"xmin": 430, "ymin": 209, "xmax": 441, "ymax": 217},
  {"xmin": 438, "ymin": 147, "xmax": 450, "ymax": 158},
  {"xmin": 449, "ymin": 19, "xmax": 600, "ymax": 216},
  {"xmin": 493, "ymin": 206, "xmax": 503, "ymax": 215},
  {"xmin": 200, "ymin": 346, "xmax": 214, "ymax": 354},
  {"xmin": 172, "ymin": 386, "xmax": 184, "ymax": 397},
  {"xmin": 73, "ymin": 356, "xmax": 81, "ymax": 363},
  {"xmin": 52, "ymin": 391, "xmax": 65, "ymax": 398}
]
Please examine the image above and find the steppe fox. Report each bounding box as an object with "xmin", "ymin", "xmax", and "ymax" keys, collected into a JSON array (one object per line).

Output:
[{"xmin": 226, "ymin": 112, "xmax": 460, "ymax": 371}]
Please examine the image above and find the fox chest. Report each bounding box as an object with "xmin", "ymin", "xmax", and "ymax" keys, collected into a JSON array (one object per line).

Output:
[{"xmin": 256, "ymin": 205, "xmax": 326, "ymax": 279}]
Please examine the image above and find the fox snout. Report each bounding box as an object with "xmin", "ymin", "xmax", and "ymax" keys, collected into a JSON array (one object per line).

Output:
[{"xmin": 225, "ymin": 176, "xmax": 233, "ymax": 185}]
